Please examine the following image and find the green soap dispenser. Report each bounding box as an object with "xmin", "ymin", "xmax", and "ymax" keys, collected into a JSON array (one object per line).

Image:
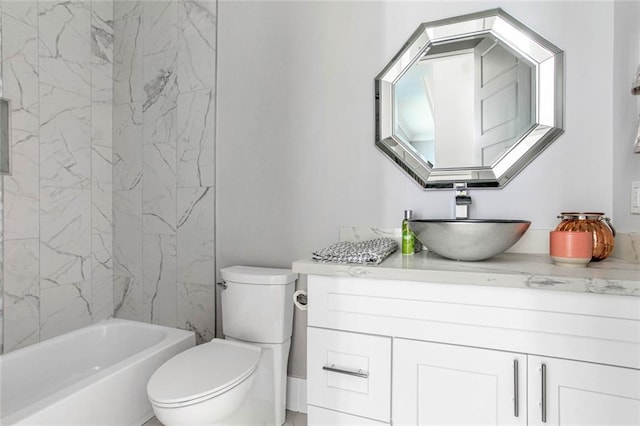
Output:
[{"xmin": 402, "ymin": 210, "xmax": 415, "ymax": 255}]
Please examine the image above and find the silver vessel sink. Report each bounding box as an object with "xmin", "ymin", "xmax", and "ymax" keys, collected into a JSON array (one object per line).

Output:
[{"xmin": 409, "ymin": 219, "xmax": 531, "ymax": 261}]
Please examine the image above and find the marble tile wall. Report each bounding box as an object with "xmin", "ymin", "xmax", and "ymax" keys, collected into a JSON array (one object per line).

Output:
[
  {"xmin": 613, "ymin": 233, "xmax": 640, "ymax": 264},
  {"xmin": 1, "ymin": 0, "xmax": 114, "ymax": 352},
  {"xmin": 112, "ymin": 0, "xmax": 216, "ymax": 343},
  {"xmin": 0, "ymin": 0, "xmax": 216, "ymax": 353}
]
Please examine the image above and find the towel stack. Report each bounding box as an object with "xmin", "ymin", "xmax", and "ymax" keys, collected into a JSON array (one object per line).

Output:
[{"xmin": 312, "ymin": 238, "xmax": 398, "ymax": 265}]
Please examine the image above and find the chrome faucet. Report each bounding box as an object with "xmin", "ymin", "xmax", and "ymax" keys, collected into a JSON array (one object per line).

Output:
[{"xmin": 454, "ymin": 183, "xmax": 472, "ymax": 219}]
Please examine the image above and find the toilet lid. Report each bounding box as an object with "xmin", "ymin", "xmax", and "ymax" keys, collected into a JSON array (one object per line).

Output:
[{"xmin": 147, "ymin": 339, "xmax": 261, "ymax": 406}]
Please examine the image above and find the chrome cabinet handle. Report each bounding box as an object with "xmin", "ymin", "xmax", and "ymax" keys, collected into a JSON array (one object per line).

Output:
[
  {"xmin": 322, "ymin": 364, "xmax": 368, "ymax": 378},
  {"xmin": 541, "ymin": 363, "xmax": 547, "ymax": 423},
  {"xmin": 513, "ymin": 359, "xmax": 519, "ymax": 418}
]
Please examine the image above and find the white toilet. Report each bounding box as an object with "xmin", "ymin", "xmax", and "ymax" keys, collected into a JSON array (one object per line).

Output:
[{"xmin": 147, "ymin": 266, "xmax": 297, "ymax": 425}]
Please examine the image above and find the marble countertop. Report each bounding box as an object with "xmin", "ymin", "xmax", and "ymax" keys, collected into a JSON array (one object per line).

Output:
[{"xmin": 292, "ymin": 251, "xmax": 640, "ymax": 297}]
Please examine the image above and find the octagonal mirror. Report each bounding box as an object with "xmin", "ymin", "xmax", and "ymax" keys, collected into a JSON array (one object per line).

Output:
[{"xmin": 375, "ymin": 8, "xmax": 564, "ymax": 188}]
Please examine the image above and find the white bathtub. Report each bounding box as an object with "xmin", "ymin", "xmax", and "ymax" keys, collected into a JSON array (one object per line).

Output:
[{"xmin": 0, "ymin": 319, "xmax": 195, "ymax": 425}]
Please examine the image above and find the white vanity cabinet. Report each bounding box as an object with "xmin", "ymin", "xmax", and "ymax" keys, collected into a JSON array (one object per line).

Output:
[
  {"xmin": 304, "ymin": 274, "xmax": 640, "ymax": 426},
  {"xmin": 393, "ymin": 339, "xmax": 640, "ymax": 426}
]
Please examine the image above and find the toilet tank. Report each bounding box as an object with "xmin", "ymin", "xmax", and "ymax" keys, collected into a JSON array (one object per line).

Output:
[{"xmin": 220, "ymin": 266, "xmax": 297, "ymax": 344}]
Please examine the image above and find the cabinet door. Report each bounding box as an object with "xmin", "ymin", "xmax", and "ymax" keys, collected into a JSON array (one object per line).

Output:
[
  {"xmin": 528, "ymin": 356, "xmax": 640, "ymax": 426},
  {"xmin": 393, "ymin": 339, "xmax": 526, "ymax": 425}
]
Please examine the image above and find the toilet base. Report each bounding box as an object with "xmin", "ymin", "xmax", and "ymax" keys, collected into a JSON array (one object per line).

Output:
[
  {"xmin": 227, "ymin": 338, "xmax": 291, "ymax": 426},
  {"xmin": 152, "ymin": 338, "xmax": 291, "ymax": 426}
]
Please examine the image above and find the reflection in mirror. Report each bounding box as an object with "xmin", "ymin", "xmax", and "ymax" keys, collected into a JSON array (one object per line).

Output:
[
  {"xmin": 395, "ymin": 36, "xmax": 534, "ymax": 168},
  {"xmin": 0, "ymin": 98, "xmax": 10, "ymax": 175},
  {"xmin": 376, "ymin": 9, "xmax": 564, "ymax": 188}
]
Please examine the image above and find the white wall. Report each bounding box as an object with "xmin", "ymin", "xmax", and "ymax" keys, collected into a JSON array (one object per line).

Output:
[
  {"xmin": 613, "ymin": 0, "xmax": 640, "ymax": 233},
  {"xmin": 216, "ymin": 1, "xmax": 632, "ymax": 378}
]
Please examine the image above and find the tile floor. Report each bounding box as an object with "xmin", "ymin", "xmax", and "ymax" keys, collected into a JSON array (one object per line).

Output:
[{"xmin": 142, "ymin": 410, "xmax": 307, "ymax": 426}]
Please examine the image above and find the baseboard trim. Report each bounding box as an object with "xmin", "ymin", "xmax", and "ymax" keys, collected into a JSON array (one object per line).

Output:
[{"xmin": 286, "ymin": 376, "xmax": 307, "ymax": 413}]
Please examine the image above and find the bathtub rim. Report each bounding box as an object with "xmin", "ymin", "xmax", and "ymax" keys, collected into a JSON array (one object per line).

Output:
[{"xmin": 1, "ymin": 319, "xmax": 195, "ymax": 425}]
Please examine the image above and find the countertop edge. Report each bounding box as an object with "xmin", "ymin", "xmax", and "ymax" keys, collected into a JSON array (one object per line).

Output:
[{"xmin": 293, "ymin": 252, "xmax": 640, "ymax": 297}]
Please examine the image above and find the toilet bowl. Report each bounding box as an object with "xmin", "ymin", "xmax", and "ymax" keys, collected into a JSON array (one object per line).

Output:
[
  {"xmin": 147, "ymin": 266, "xmax": 298, "ymax": 426},
  {"xmin": 147, "ymin": 339, "xmax": 261, "ymax": 426}
]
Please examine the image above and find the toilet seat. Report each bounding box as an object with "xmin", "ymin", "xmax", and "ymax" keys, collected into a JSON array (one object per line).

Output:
[{"xmin": 147, "ymin": 339, "xmax": 261, "ymax": 408}]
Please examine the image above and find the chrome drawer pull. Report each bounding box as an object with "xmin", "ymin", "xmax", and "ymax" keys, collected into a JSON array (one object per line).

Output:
[
  {"xmin": 541, "ymin": 363, "xmax": 547, "ymax": 423},
  {"xmin": 513, "ymin": 359, "xmax": 519, "ymax": 418},
  {"xmin": 322, "ymin": 364, "xmax": 369, "ymax": 378}
]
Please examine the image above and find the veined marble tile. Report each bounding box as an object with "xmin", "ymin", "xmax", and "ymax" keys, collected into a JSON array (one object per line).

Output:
[
  {"xmin": 39, "ymin": 56, "xmax": 91, "ymax": 97},
  {"xmin": 40, "ymin": 281, "xmax": 92, "ymax": 341},
  {"xmin": 178, "ymin": 0, "xmax": 216, "ymax": 92},
  {"xmin": 92, "ymin": 145, "xmax": 113, "ymax": 234},
  {"xmin": 339, "ymin": 226, "xmax": 402, "ymax": 246},
  {"xmin": 40, "ymin": 187, "xmax": 91, "ymax": 287},
  {"xmin": 3, "ymin": 59, "xmax": 39, "ymax": 133},
  {"xmin": 114, "ymin": 0, "xmax": 141, "ymax": 22},
  {"xmin": 2, "ymin": 1, "xmax": 38, "ymax": 62},
  {"xmin": 3, "ymin": 238, "xmax": 40, "ymax": 352},
  {"xmin": 143, "ymin": 234, "xmax": 177, "ymax": 326},
  {"xmin": 144, "ymin": 0, "xmax": 178, "ymax": 57},
  {"xmin": 92, "ymin": 61, "xmax": 114, "ymax": 103},
  {"xmin": 92, "ymin": 233, "xmax": 113, "ymax": 322},
  {"xmin": 91, "ymin": 1, "xmax": 114, "ymax": 106},
  {"xmin": 113, "ymin": 15, "xmax": 143, "ymax": 104},
  {"xmin": 114, "ymin": 273, "xmax": 143, "ymax": 321},
  {"xmin": 177, "ymin": 89, "xmax": 214, "ymax": 187},
  {"xmin": 3, "ymin": 4, "xmax": 40, "ymax": 240},
  {"xmin": 91, "ymin": 0, "xmax": 114, "ymax": 23},
  {"xmin": 114, "ymin": 189, "xmax": 142, "ymax": 277},
  {"xmin": 3, "ymin": 132, "xmax": 39, "ymax": 240},
  {"xmin": 113, "ymin": 102, "xmax": 143, "ymax": 191},
  {"xmin": 38, "ymin": 0, "xmax": 91, "ymax": 63},
  {"xmin": 182, "ymin": 0, "xmax": 216, "ymax": 17},
  {"xmin": 2, "ymin": 1, "xmax": 39, "ymax": 133},
  {"xmin": 39, "ymin": 58, "xmax": 91, "ymax": 188},
  {"xmin": 143, "ymin": 50, "xmax": 178, "ymax": 145},
  {"xmin": 91, "ymin": 1, "xmax": 114, "ymax": 65},
  {"xmin": 4, "ymin": 292, "xmax": 39, "ymax": 352},
  {"xmin": 39, "ymin": 105, "xmax": 92, "ymax": 189},
  {"xmin": 613, "ymin": 233, "xmax": 640, "ymax": 264},
  {"xmin": 143, "ymin": 143, "xmax": 176, "ymax": 234},
  {"xmin": 177, "ymin": 187, "xmax": 214, "ymax": 284},
  {"xmin": 92, "ymin": 102, "xmax": 113, "ymax": 148},
  {"xmin": 113, "ymin": 190, "xmax": 143, "ymax": 320},
  {"xmin": 178, "ymin": 282, "xmax": 214, "ymax": 344}
]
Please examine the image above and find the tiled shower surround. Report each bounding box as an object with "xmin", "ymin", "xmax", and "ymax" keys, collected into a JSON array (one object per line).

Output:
[{"xmin": 0, "ymin": 0, "xmax": 216, "ymax": 353}]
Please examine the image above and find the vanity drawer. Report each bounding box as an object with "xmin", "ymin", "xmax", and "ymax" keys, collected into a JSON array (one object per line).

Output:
[
  {"xmin": 307, "ymin": 327, "xmax": 391, "ymax": 422},
  {"xmin": 308, "ymin": 405, "xmax": 390, "ymax": 425}
]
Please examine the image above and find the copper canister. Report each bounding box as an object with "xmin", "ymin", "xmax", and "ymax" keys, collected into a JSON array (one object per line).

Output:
[{"xmin": 555, "ymin": 212, "xmax": 615, "ymax": 261}]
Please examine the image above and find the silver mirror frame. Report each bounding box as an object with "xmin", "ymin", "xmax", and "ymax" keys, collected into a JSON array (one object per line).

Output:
[{"xmin": 375, "ymin": 8, "xmax": 564, "ymax": 189}]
